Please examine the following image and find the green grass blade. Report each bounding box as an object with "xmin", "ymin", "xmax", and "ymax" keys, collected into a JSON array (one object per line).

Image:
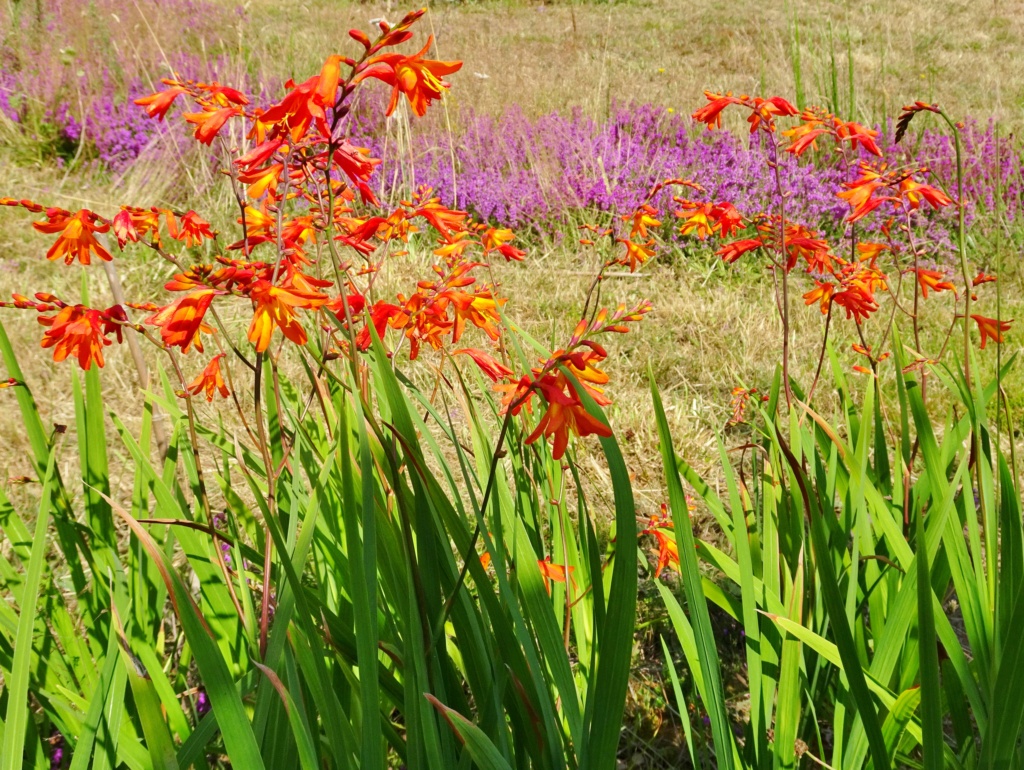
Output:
[
  {"xmin": 67, "ymin": 629, "xmax": 131, "ymax": 770},
  {"xmin": 659, "ymin": 635, "xmax": 697, "ymax": 769},
  {"xmin": 0, "ymin": 447, "xmax": 56, "ymax": 770},
  {"xmin": 576, "ymin": 375, "xmax": 637, "ymax": 770},
  {"xmin": 650, "ymin": 374, "xmax": 734, "ymax": 770},
  {"xmin": 425, "ymin": 695, "xmax": 515, "ymax": 770},
  {"xmin": 347, "ymin": 394, "xmax": 384, "ymax": 769},
  {"xmin": 108, "ymin": 496, "xmax": 266, "ymax": 770},
  {"xmin": 772, "ymin": 418, "xmax": 890, "ymax": 770},
  {"xmin": 916, "ymin": 501, "xmax": 942, "ymax": 770},
  {"xmin": 254, "ymin": 663, "xmax": 319, "ymax": 770}
]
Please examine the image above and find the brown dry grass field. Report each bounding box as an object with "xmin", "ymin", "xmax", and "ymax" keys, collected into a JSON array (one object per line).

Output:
[
  {"xmin": 1, "ymin": 0, "xmax": 1022, "ymax": 519},
  {"xmin": 243, "ymin": 0, "xmax": 1024, "ymax": 124}
]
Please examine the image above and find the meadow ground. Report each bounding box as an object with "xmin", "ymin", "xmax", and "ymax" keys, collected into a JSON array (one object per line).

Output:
[{"xmin": 1, "ymin": 1, "xmax": 1023, "ymax": 762}]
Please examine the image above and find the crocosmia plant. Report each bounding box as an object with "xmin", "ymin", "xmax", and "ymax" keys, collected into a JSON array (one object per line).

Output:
[
  {"xmin": 0, "ymin": 9, "xmax": 647, "ymax": 770},
  {"xmin": 0, "ymin": 6, "xmax": 1021, "ymax": 770}
]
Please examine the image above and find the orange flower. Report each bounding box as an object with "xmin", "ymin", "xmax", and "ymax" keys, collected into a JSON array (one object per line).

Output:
[
  {"xmin": 913, "ymin": 268, "xmax": 957, "ymax": 299},
  {"xmin": 257, "ymin": 55, "xmax": 344, "ymax": 142},
  {"xmin": 716, "ymin": 238, "xmax": 763, "ymax": 264},
  {"xmin": 415, "ymin": 197, "xmax": 467, "ymax": 236},
  {"xmin": 33, "ymin": 209, "xmax": 112, "ymax": 265},
  {"xmin": 169, "ymin": 210, "xmax": 217, "ymax": 247},
  {"xmin": 482, "ymin": 227, "xmax": 526, "ymax": 262},
  {"xmin": 856, "ymin": 242, "xmax": 889, "ymax": 264},
  {"xmin": 112, "ymin": 206, "xmax": 161, "ymax": 248},
  {"xmin": 649, "ymin": 529, "xmax": 679, "ymax": 578},
  {"xmin": 185, "ymin": 354, "xmax": 229, "ymax": 401},
  {"xmin": 448, "ymin": 288, "xmax": 505, "ymax": 344},
  {"xmin": 839, "ymin": 166, "xmax": 888, "ymax": 222},
  {"xmin": 782, "ymin": 223, "xmax": 832, "ymax": 273},
  {"xmin": 537, "ymin": 558, "xmax": 576, "ymax": 594},
  {"xmin": 782, "ymin": 120, "xmax": 827, "ymax": 156},
  {"xmin": 452, "ymin": 348, "xmax": 513, "ymax": 382},
  {"xmin": 832, "ymin": 283, "xmax": 879, "ymax": 324},
  {"xmin": 146, "ymin": 289, "xmax": 219, "ymax": 352},
  {"xmin": 973, "ymin": 272, "xmax": 997, "ymax": 287},
  {"xmin": 712, "ymin": 201, "xmax": 744, "ymax": 238},
  {"xmin": 692, "ymin": 91, "xmax": 742, "ymax": 130},
  {"xmin": 237, "ymin": 163, "xmax": 283, "ymax": 199},
  {"xmin": 183, "ymin": 107, "xmax": 240, "ymax": 145},
  {"xmin": 525, "ymin": 374, "xmax": 612, "ymax": 460},
  {"xmin": 356, "ymin": 301, "xmax": 408, "ymax": 350},
  {"xmin": 617, "ymin": 238, "xmax": 656, "ymax": 271},
  {"xmin": 38, "ymin": 305, "xmax": 110, "ymax": 369},
  {"xmin": 642, "ymin": 511, "xmax": 681, "ymax": 578},
  {"xmin": 134, "ymin": 86, "xmax": 186, "ymax": 120},
  {"xmin": 745, "ymin": 96, "xmax": 797, "ymax": 133},
  {"xmin": 333, "ymin": 141, "xmax": 382, "ymax": 204},
  {"xmin": 624, "ymin": 204, "xmax": 662, "ymax": 239},
  {"xmin": 247, "ymin": 280, "xmax": 327, "ymax": 352},
  {"xmin": 675, "ymin": 201, "xmax": 715, "ymax": 240},
  {"xmin": 362, "ymin": 36, "xmax": 463, "ymax": 117},
  {"xmin": 899, "ymin": 178, "xmax": 952, "ymax": 210},
  {"xmin": 234, "ymin": 138, "xmax": 286, "ymax": 172},
  {"xmin": 971, "ymin": 315, "xmax": 1012, "ymax": 349},
  {"xmin": 803, "ymin": 281, "xmax": 835, "ymax": 314}
]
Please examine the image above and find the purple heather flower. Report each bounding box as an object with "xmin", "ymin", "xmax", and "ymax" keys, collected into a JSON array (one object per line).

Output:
[{"xmin": 50, "ymin": 731, "xmax": 65, "ymax": 770}]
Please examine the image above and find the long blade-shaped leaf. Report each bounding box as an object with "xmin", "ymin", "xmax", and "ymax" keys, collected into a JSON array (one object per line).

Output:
[
  {"xmin": 0, "ymin": 448, "xmax": 56, "ymax": 770},
  {"xmin": 650, "ymin": 374, "xmax": 734, "ymax": 770}
]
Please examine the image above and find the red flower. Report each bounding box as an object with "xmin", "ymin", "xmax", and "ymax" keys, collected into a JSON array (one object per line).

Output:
[
  {"xmin": 525, "ymin": 373, "xmax": 612, "ymax": 460},
  {"xmin": 716, "ymin": 238, "xmax": 763, "ymax": 264},
  {"xmin": 971, "ymin": 315, "xmax": 1012, "ymax": 349},
  {"xmin": 33, "ymin": 209, "xmax": 112, "ymax": 265},
  {"xmin": 692, "ymin": 91, "xmax": 742, "ymax": 130},
  {"xmin": 146, "ymin": 289, "xmax": 220, "ymax": 353},
  {"xmin": 134, "ymin": 86, "xmax": 186, "ymax": 120},
  {"xmin": 453, "ymin": 348, "xmax": 513, "ymax": 382},
  {"xmin": 169, "ymin": 210, "xmax": 217, "ymax": 247},
  {"xmin": 360, "ymin": 36, "xmax": 463, "ymax": 117},
  {"xmin": 183, "ymin": 107, "xmax": 240, "ymax": 145},
  {"xmin": 185, "ymin": 354, "xmax": 229, "ymax": 401},
  {"xmin": 39, "ymin": 305, "xmax": 111, "ymax": 369}
]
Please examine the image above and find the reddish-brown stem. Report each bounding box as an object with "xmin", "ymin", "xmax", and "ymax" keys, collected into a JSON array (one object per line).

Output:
[
  {"xmin": 805, "ymin": 300, "xmax": 834, "ymax": 405},
  {"xmin": 767, "ymin": 134, "xmax": 793, "ymax": 408}
]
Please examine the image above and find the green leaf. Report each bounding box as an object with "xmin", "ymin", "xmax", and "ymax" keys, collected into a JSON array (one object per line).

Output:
[
  {"xmin": 1, "ymin": 447, "xmax": 56, "ymax": 770},
  {"xmin": 108, "ymin": 496, "xmax": 266, "ymax": 770},
  {"xmin": 425, "ymin": 695, "xmax": 514, "ymax": 770},
  {"xmin": 650, "ymin": 373, "xmax": 734, "ymax": 770},
  {"xmin": 916, "ymin": 501, "xmax": 942, "ymax": 770}
]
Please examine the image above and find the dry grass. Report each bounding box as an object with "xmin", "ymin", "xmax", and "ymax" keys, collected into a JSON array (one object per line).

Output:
[{"xmin": 236, "ymin": 0, "xmax": 1024, "ymax": 126}]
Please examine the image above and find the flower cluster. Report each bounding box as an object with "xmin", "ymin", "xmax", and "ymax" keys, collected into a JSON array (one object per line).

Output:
[
  {"xmin": 1, "ymin": 9, "xmax": 648, "ymax": 465},
  {"xmin": 493, "ymin": 303, "xmax": 650, "ymax": 460}
]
